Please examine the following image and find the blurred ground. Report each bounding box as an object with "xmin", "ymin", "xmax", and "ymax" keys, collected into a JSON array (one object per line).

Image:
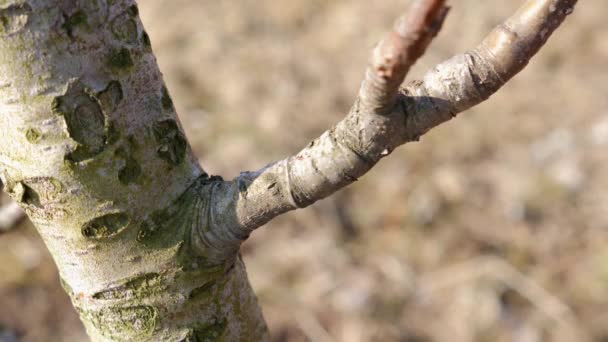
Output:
[{"xmin": 2, "ymin": 0, "xmax": 608, "ymax": 341}]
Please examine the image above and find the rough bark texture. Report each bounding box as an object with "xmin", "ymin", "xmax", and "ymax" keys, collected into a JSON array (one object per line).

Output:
[
  {"xmin": 0, "ymin": 0, "xmax": 576, "ymax": 341},
  {"xmin": 0, "ymin": 0, "xmax": 266, "ymax": 340},
  {"xmin": 220, "ymin": 0, "xmax": 577, "ymax": 234}
]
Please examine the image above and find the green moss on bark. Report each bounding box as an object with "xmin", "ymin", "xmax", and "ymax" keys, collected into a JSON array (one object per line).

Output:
[
  {"xmin": 111, "ymin": 13, "xmax": 138, "ymax": 44},
  {"xmin": 192, "ymin": 318, "xmax": 228, "ymax": 342},
  {"xmin": 127, "ymin": 5, "xmax": 139, "ymax": 17},
  {"xmin": 92, "ymin": 273, "xmax": 165, "ymax": 300},
  {"xmin": 115, "ymin": 145, "xmax": 141, "ymax": 185},
  {"xmin": 161, "ymin": 86, "xmax": 174, "ymax": 111},
  {"xmin": 107, "ymin": 48, "xmax": 134, "ymax": 70},
  {"xmin": 25, "ymin": 127, "xmax": 41, "ymax": 143},
  {"xmin": 82, "ymin": 212, "xmax": 130, "ymax": 239},
  {"xmin": 83, "ymin": 305, "xmax": 158, "ymax": 342},
  {"xmin": 53, "ymin": 83, "xmax": 108, "ymax": 162},
  {"xmin": 152, "ymin": 119, "xmax": 187, "ymax": 166},
  {"xmin": 62, "ymin": 10, "xmax": 87, "ymax": 37},
  {"xmin": 0, "ymin": 3, "xmax": 31, "ymax": 36},
  {"xmin": 98, "ymin": 80, "xmax": 123, "ymax": 112},
  {"xmin": 141, "ymin": 31, "xmax": 151, "ymax": 50}
]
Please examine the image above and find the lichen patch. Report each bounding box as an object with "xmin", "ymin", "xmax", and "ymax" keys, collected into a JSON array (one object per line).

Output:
[
  {"xmin": 0, "ymin": 3, "xmax": 31, "ymax": 36},
  {"xmin": 152, "ymin": 119, "xmax": 187, "ymax": 166},
  {"xmin": 53, "ymin": 81, "xmax": 123, "ymax": 162},
  {"xmin": 25, "ymin": 127, "xmax": 41, "ymax": 143},
  {"xmin": 106, "ymin": 47, "xmax": 134, "ymax": 70},
  {"xmin": 97, "ymin": 80, "xmax": 123, "ymax": 113},
  {"xmin": 81, "ymin": 212, "xmax": 130, "ymax": 239},
  {"xmin": 111, "ymin": 13, "xmax": 138, "ymax": 44},
  {"xmin": 62, "ymin": 10, "xmax": 87, "ymax": 37},
  {"xmin": 92, "ymin": 273, "xmax": 165, "ymax": 300},
  {"xmin": 83, "ymin": 305, "xmax": 158, "ymax": 341},
  {"xmin": 53, "ymin": 83, "xmax": 106, "ymax": 162}
]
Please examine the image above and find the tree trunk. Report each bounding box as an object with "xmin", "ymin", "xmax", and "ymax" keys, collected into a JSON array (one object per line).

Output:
[
  {"xmin": 0, "ymin": 0, "xmax": 267, "ymax": 340},
  {"xmin": 0, "ymin": 0, "xmax": 576, "ymax": 340}
]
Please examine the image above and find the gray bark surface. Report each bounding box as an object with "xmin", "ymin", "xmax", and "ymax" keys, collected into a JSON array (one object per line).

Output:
[{"xmin": 0, "ymin": 0, "xmax": 576, "ymax": 340}]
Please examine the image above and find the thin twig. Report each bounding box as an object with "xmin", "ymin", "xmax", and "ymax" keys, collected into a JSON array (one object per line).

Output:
[
  {"xmin": 360, "ymin": 0, "xmax": 450, "ymax": 112},
  {"xmin": 204, "ymin": 0, "xmax": 578, "ymax": 263}
]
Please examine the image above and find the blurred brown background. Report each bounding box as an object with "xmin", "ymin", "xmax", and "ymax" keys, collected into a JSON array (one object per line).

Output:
[{"xmin": 1, "ymin": 1, "xmax": 608, "ymax": 341}]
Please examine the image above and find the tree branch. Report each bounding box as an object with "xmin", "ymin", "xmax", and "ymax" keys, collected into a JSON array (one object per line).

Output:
[
  {"xmin": 359, "ymin": 0, "xmax": 449, "ymax": 113},
  {"xmin": 202, "ymin": 0, "xmax": 577, "ymax": 261},
  {"xmin": 397, "ymin": 0, "xmax": 577, "ymax": 140}
]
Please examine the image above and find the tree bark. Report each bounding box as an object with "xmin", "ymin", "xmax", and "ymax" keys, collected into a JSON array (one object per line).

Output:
[
  {"xmin": 0, "ymin": 0, "xmax": 576, "ymax": 341},
  {"xmin": 0, "ymin": 0, "xmax": 267, "ymax": 340}
]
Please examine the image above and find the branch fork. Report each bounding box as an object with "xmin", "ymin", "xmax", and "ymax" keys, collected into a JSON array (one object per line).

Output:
[{"xmin": 198, "ymin": 0, "xmax": 578, "ymax": 263}]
